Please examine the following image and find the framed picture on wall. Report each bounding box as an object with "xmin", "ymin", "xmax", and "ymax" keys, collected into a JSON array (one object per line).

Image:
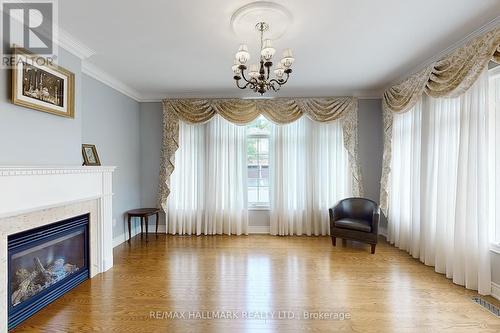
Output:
[
  {"xmin": 12, "ymin": 47, "xmax": 75, "ymax": 118},
  {"xmin": 82, "ymin": 144, "xmax": 101, "ymax": 166}
]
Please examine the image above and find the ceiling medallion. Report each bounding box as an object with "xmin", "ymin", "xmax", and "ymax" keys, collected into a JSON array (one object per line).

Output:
[{"xmin": 232, "ymin": 21, "xmax": 294, "ymax": 95}]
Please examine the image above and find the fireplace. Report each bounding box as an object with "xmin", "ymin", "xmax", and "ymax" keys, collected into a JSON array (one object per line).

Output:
[{"xmin": 8, "ymin": 214, "xmax": 90, "ymax": 330}]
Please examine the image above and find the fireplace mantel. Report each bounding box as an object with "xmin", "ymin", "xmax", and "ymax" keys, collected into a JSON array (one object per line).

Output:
[
  {"xmin": 0, "ymin": 166, "xmax": 116, "ymax": 332},
  {"xmin": 0, "ymin": 166, "xmax": 116, "ymax": 218}
]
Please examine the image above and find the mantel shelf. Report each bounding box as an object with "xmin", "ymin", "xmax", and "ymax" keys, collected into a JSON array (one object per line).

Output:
[{"xmin": 0, "ymin": 166, "xmax": 116, "ymax": 176}]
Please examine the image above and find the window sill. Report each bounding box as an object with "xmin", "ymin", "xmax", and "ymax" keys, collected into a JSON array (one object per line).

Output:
[
  {"xmin": 490, "ymin": 243, "xmax": 500, "ymax": 255},
  {"xmin": 248, "ymin": 207, "xmax": 270, "ymax": 211}
]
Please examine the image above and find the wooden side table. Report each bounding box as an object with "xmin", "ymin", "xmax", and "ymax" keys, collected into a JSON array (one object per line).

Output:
[{"xmin": 126, "ymin": 208, "xmax": 160, "ymax": 242}]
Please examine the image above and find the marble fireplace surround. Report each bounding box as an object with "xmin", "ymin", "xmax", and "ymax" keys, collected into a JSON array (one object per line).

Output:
[{"xmin": 0, "ymin": 166, "xmax": 115, "ymax": 332}]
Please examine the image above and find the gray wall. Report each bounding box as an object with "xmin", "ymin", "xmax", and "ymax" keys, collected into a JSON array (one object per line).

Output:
[
  {"xmin": 139, "ymin": 102, "xmax": 165, "ymax": 231},
  {"xmin": 358, "ymin": 99, "xmax": 383, "ymax": 202},
  {"xmin": 138, "ymin": 99, "xmax": 385, "ymax": 229},
  {"xmin": 0, "ymin": 48, "xmax": 82, "ymax": 165},
  {"xmin": 140, "ymin": 102, "xmax": 162, "ymax": 207},
  {"xmin": 81, "ymin": 74, "xmax": 142, "ymax": 244},
  {"xmin": 0, "ymin": 47, "xmax": 143, "ymax": 245}
]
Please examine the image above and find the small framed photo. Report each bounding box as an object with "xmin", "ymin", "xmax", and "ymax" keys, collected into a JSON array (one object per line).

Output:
[
  {"xmin": 82, "ymin": 144, "xmax": 101, "ymax": 166},
  {"xmin": 12, "ymin": 47, "xmax": 75, "ymax": 118}
]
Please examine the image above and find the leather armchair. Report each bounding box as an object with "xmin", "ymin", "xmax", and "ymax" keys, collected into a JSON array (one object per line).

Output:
[{"xmin": 329, "ymin": 197, "xmax": 380, "ymax": 254}]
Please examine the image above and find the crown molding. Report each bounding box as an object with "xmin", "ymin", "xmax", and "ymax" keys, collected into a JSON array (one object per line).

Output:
[
  {"xmin": 3, "ymin": 11, "xmax": 144, "ymax": 101},
  {"xmin": 388, "ymin": 16, "xmax": 500, "ymax": 90},
  {"xmin": 136, "ymin": 94, "xmax": 164, "ymax": 103},
  {"xmin": 82, "ymin": 61, "xmax": 143, "ymax": 102},
  {"xmin": 56, "ymin": 29, "xmax": 96, "ymax": 59},
  {"xmin": 53, "ymin": 29, "xmax": 145, "ymax": 101}
]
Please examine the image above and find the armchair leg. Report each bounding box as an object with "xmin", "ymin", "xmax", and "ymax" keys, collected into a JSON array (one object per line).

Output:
[
  {"xmin": 371, "ymin": 244, "xmax": 376, "ymax": 254},
  {"xmin": 331, "ymin": 237, "xmax": 336, "ymax": 247}
]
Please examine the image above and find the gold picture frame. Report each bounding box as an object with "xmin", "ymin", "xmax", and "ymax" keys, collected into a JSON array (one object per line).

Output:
[
  {"xmin": 12, "ymin": 47, "xmax": 75, "ymax": 118},
  {"xmin": 82, "ymin": 144, "xmax": 101, "ymax": 166}
]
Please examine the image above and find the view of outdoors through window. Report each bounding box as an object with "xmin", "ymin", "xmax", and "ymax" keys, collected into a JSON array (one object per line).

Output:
[{"xmin": 247, "ymin": 116, "xmax": 271, "ymax": 207}]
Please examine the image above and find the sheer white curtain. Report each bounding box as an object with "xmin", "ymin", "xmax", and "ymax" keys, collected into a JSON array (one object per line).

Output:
[
  {"xmin": 388, "ymin": 99, "xmax": 422, "ymax": 255},
  {"xmin": 388, "ymin": 70, "xmax": 491, "ymax": 294},
  {"xmin": 489, "ymin": 68, "xmax": 500, "ymax": 243},
  {"xmin": 167, "ymin": 115, "xmax": 248, "ymax": 235},
  {"xmin": 270, "ymin": 116, "xmax": 351, "ymax": 236}
]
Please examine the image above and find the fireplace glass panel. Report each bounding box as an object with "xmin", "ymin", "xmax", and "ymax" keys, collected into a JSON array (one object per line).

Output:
[{"xmin": 10, "ymin": 229, "xmax": 86, "ymax": 307}]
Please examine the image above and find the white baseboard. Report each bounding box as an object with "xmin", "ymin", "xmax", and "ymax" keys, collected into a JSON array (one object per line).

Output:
[
  {"xmin": 113, "ymin": 224, "xmax": 166, "ymax": 247},
  {"xmin": 492, "ymin": 282, "xmax": 500, "ymax": 301},
  {"xmin": 112, "ymin": 230, "xmax": 137, "ymax": 247},
  {"xmin": 248, "ymin": 226, "xmax": 270, "ymax": 234}
]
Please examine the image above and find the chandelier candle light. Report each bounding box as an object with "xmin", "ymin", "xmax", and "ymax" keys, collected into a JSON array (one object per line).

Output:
[{"xmin": 232, "ymin": 22, "xmax": 294, "ymax": 95}]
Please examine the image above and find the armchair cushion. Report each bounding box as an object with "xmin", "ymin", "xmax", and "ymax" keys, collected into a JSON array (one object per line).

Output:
[{"xmin": 334, "ymin": 218, "xmax": 372, "ymax": 233}]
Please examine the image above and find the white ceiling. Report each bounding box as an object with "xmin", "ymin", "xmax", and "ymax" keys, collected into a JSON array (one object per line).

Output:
[{"xmin": 59, "ymin": 0, "xmax": 500, "ymax": 101}]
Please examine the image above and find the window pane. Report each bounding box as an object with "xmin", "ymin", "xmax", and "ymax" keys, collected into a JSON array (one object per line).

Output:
[
  {"xmin": 247, "ymin": 165, "xmax": 259, "ymax": 179},
  {"xmin": 247, "ymin": 154, "xmax": 259, "ymax": 165},
  {"xmin": 260, "ymin": 165, "xmax": 269, "ymax": 186},
  {"xmin": 259, "ymin": 154, "xmax": 269, "ymax": 166},
  {"xmin": 259, "ymin": 139, "xmax": 269, "ymax": 154},
  {"xmin": 259, "ymin": 187, "xmax": 269, "ymax": 203},
  {"xmin": 258, "ymin": 178, "xmax": 269, "ymax": 187},
  {"xmin": 248, "ymin": 187, "xmax": 258, "ymax": 203},
  {"xmin": 259, "ymin": 178, "xmax": 269, "ymax": 186},
  {"xmin": 247, "ymin": 138, "xmax": 258, "ymax": 155}
]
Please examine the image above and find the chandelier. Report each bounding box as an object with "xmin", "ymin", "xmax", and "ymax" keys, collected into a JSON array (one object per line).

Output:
[{"xmin": 232, "ymin": 22, "xmax": 294, "ymax": 95}]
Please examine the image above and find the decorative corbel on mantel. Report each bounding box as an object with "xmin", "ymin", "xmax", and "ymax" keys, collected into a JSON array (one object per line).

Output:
[
  {"xmin": 157, "ymin": 97, "xmax": 364, "ymax": 211},
  {"xmin": 379, "ymin": 26, "xmax": 500, "ymax": 216}
]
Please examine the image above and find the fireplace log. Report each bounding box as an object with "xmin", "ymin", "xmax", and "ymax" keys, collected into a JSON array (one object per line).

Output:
[
  {"xmin": 34, "ymin": 257, "xmax": 47, "ymax": 275},
  {"xmin": 12, "ymin": 270, "xmax": 38, "ymax": 305},
  {"xmin": 12, "ymin": 257, "xmax": 79, "ymax": 306},
  {"xmin": 12, "ymin": 257, "xmax": 51, "ymax": 305}
]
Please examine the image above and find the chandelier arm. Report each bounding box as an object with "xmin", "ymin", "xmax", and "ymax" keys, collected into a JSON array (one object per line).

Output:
[
  {"xmin": 235, "ymin": 80, "xmax": 252, "ymax": 90},
  {"xmin": 275, "ymin": 72, "xmax": 290, "ymax": 86},
  {"xmin": 269, "ymin": 82, "xmax": 280, "ymax": 92},
  {"xmin": 282, "ymin": 72, "xmax": 291, "ymax": 85},
  {"xmin": 240, "ymin": 69, "xmax": 256, "ymax": 85},
  {"xmin": 269, "ymin": 76, "xmax": 288, "ymax": 86}
]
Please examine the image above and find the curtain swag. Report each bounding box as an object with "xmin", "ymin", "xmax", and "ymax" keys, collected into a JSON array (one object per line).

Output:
[
  {"xmin": 380, "ymin": 26, "xmax": 500, "ymax": 215},
  {"xmin": 158, "ymin": 97, "xmax": 364, "ymax": 210}
]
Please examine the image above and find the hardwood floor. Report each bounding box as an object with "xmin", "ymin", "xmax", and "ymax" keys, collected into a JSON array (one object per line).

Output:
[{"xmin": 13, "ymin": 235, "xmax": 500, "ymax": 332}]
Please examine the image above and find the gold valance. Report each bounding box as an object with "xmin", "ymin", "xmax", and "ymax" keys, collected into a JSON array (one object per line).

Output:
[
  {"xmin": 165, "ymin": 97, "xmax": 357, "ymax": 124},
  {"xmin": 158, "ymin": 97, "xmax": 364, "ymax": 210},
  {"xmin": 380, "ymin": 26, "xmax": 500, "ymax": 215},
  {"xmin": 383, "ymin": 26, "xmax": 500, "ymax": 114}
]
